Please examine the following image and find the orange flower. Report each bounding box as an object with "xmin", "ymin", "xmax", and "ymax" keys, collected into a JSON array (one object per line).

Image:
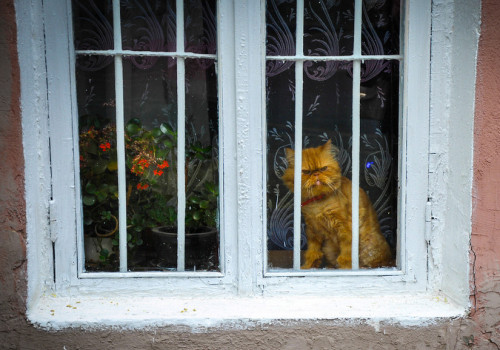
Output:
[
  {"xmin": 99, "ymin": 142, "xmax": 111, "ymax": 152},
  {"xmin": 158, "ymin": 160, "xmax": 169, "ymax": 169},
  {"xmin": 136, "ymin": 183, "xmax": 149, "ymax": 190}
]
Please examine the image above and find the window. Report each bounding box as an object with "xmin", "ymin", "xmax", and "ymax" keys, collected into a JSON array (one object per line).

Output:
[
  {"xmin": 73, "ymin": 0, "xmax": 220, "ymax": 274},
  {"xmin": 21, "ymin": 0, "xmax": 475, "ymax": 326},
  {"xmin": 265, "ymin": 0, "xmax": 401, "ymax": 273}
]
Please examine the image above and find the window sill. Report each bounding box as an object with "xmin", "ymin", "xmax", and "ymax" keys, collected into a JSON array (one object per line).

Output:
[{"xmin": 28, "ymin": 293, "xmax": 466, "ymax": 330}]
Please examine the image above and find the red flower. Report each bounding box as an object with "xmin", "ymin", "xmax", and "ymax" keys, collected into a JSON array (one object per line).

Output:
[
  {"xmin": 136, "ymin": 183, "xmax": 149, "ymax": 190},
  {"xmin": 153, "ymin": 169, "xmax": 164, "ymax": 176},
  {"xmin": 99, "ymin": 142, "xmax": 111, "ymax": 152},
  {"xmin": 138, "ymin": 158, "xmax": 150, "ymax": 168},
  {"xmin": 158, "ymin": 160, "xmax": 169, "ymax": 169}
]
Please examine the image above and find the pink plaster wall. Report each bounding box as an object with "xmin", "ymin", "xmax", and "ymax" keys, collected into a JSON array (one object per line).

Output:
[
  {"xmin": 470, "ymin": 0, "xmax": 500, "ymax": 346},
  {"xmin": 1, "ymin": 0, "xmax": 500, "ymax": 348}
]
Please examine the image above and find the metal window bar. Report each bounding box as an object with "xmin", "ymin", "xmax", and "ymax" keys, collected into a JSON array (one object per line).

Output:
[
  {"xmin": 76, "ymin": 0, "xmax": 216, "ymax": 274},
  {"xmin": 111, "ymin": 0, "xmax": 128, "ymax": 272},
  {"xmin": 176, "ymin": 0, "xmax": 187, "ymax": 272},
  {"xmin": 350, "ymin": 0, "xmax": 363, "ymax": 271},
  {"xmin": 292, "ymin": 0, "xmax": 305, "ymax": 271}
]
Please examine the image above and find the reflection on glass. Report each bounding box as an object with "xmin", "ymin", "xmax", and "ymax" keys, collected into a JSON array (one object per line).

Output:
[
  {"xmin": 304, "ymin": 0, "xmax": 354, "ymax": 57},
  {"xmin": 73, "ymin": 0, "xmax": 114, "ymax": 52},
  {"xmin": 362, "ymin": 0, "xmax": 401, "ymax": 56},
  {"xmin": 121, "ymin": 0, "xmax": 177, "ymax": 64},
  {"xmin": 184, "ymin": 0, "xmax": 217, "ymax": 55},
  {"xmin": 266, "ymin": 0, "xmax": 296, "ymax": 61}
]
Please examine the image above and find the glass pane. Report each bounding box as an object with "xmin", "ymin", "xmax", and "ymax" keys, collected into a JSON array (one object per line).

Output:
[
  {"xmin": 73, "ymin": 0, "xmax": 114, "ymax": 51},
  {"xmin": 184, "ymin": 58, "xmax": 219, "ymax": 271},
  {"xmin": 266, "ymin": 0, "xmax": 400, "ymax": 271},
  {"xmin": 266, "ymin": 61, "xmax": 354, "ymax": 270},
  {"xmin": 304, "ymin": 0, "xmax": 354, "ymax": 56},
  {"xmin": 358, "ymin": 60, "xmax": 399, "ymax": 267},
  {"xmin": 266, "ymin": 62, "xmax": 296, "ymax": 269},
  {"xmin": 75, "ymin": 1, "xmax": 219, "ymax": 273},
  {"xmin": 121, "ymin": 57, "xmax": 178, "ymax": 271},
  {"xmin": 266, "ymin": 0, "xmax": 296, "ymax": 58},
  {"xmin": 76, "ymin": 57, "xmax": 119, "ymax": 272},
  {"xmin": 121, "ymin": 0, "xmax": 177, "ymax": 55},
  {"xmin": 184, "ymin": 0, "xmax": 217, "ymax": 55},
  {"xmin": 362, "ymin": 0, "xmax": 401, "ymax": 55}
]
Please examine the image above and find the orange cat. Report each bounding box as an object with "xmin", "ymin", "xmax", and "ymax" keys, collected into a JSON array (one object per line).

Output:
[{"xmin": 281, "ymin": 140, "xmax": 393, "ymax": 269}]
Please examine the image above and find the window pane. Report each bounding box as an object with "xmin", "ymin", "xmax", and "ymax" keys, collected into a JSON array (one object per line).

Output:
[
  {"xmin": 362, "ymin": 0, "xmax": 401, "ymax": 56},
  {"xmin": 359, "ymin": 60, "xmax": 399, "ymax": 262},
  {"xmin": 266, "ymin": 62, "xmax": 296, "ymax": 269},
  {"xmin": 76, "ymin": 56, "xmax": 119, "ymax": 272},
  {"xmin": 122, "ymin": 57, "xmax": 178, "ymax": 271},
  {"xmin": 184, "ymin": 0, "xmax": 217, "ymax": 55},
  {"xmin": 266, "ymin": 0, "xmax": 296, "ymax": 58},
  {"xmin": 266, "ymin": 0, "xmax": 399, "ymax": 272},
  {"xmin": 121, "ymin": 0, "xmax": 177, "ymax": 54},
  {"xmin": 184, "ymin": 58, "xmax": 219, "ymax": 271},
  {"xmin": 73, "ymin": 0, "xmax": 114, "ymax": 51},
  {"xmin": 74, "ymin": 0, "xmax": 219, "ymax": 273},
  {"xmin": 304, "ymin": 0, "xmax": 354, "ymax": 56}
]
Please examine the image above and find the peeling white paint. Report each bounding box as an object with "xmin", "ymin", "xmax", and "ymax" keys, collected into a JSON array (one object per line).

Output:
[{"xmin": 29, "ymin": 293, "xmax": 465, "ymax": 331}]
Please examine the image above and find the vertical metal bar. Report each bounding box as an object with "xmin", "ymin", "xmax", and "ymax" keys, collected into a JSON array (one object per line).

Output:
[
  {"xmin": 176, "ymin": 0, "xmax": 186, "ymax": 272},
  {"xmin": 293, "ymin": 0, "xmax": 304, "ymax": 270},
  {"xmin": 112, "ymin": 0, "xmax": 128, "ymax": 272},
  {"xmin": 351, "ymin": 0, "xmax": 362, "ymax": 270}
]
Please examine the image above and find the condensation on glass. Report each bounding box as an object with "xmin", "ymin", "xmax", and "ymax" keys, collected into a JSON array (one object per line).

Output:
[
  {"xmin": 73, "ymin": 0, "xmax": 219, "ymax": 273},
  {"xmin": 266, "ymin": 0, "xmax": 401, "ymax": 271}
]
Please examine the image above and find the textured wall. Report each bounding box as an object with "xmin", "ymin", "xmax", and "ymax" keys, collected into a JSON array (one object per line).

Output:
[
  {"xmin": 0, "ymin": 0, "xmax": 27, "ymax": 346},
  {"xmin": 470, "ymin": 0, "xmax": 500, "ymax": 347},
  {"xmin": 1, "ymin": 0, "xmax": 500, "ymax": 349}
]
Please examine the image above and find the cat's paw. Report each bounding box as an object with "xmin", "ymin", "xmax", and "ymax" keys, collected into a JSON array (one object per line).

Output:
[
  {"xmin": 336, "ymin": 255, "xmax": 352, "ymax": 269},
  {"xmin": 302, "ymin": 250, "xmax": 323, "ymax": 269},
  {"xmin": 301, "ymin": 259, "xmax": 321, "ymax": 269}
]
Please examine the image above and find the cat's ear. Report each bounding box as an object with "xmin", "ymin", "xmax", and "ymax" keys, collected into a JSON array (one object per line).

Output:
[
  {"xmin": 285, "ymin": 148, "xmax": 295, "ymax": 165},
  {"xmin": 322, "ymin": 140, "xmax": 339, "ymax": 157}
]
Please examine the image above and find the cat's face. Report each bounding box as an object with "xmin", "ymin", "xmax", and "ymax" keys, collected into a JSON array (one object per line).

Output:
[{"xmin": 282, "ymin": 140, "xmax": 342, "ymax": 199}]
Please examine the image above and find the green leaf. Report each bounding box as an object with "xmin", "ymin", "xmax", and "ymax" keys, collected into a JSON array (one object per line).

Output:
[
  {"xmin": 199, "ymin": 200, "xmax": 209, "ymax": 209},
  {"xmin": 128, "ymin": 118, "xmax": 141, "ymax": 126},
  {"xmin": 126, "ymin": 122, "xmax": 141, "ymax": 135},
  {"xmin": 156, "ymin": 149, "xmax": 168, "ymax": 159},
  {"xmin": 160, "ymin": 122, "xmax": 173, "ymax": 135},
  {"xmin": 152, "ymin": 127, "xmax": 162, "ymax": 138},
  {"xmin": 85, "ymin": 182, "xmax": 97, "ymax": 194},
  {"xmin": 192, "ymin": 211, "xmax": 201, "ymax": 221},
  {"xmin": 189, "ymin": 196, "xmax": 200, "ymax": 204},
  {"xmin": 96, "ymin": 191, "xmax": 107, "ymax": 202},
  {"xmin": 82, "ymin": 195, "xmax": 96, "ymax": 206},
  {"xmin": 84, "ymin": 217, "xmax": 93, "ymax": 225},
  {"xmin": 162, "ymin": 139, "xmax": 173, "ymax": 148}
]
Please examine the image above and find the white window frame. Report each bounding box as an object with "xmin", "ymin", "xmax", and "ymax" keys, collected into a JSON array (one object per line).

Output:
[{"xmin": 19, "ymin": 0, "xmax": 478, "ymax": 327}]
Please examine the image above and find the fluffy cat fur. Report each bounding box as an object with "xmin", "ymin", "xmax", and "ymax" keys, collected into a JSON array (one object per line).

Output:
[{"xmin": 281, "ymin": 140, "xmax": 393, "ymax": 269}]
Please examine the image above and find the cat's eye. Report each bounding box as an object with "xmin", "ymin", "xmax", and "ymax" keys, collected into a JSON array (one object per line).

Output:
[
  {"xmin": 320, "ymin": 166, "xmax": 327, "ymax": 172},
  {"xmin": 302, "ymin": 170, "xmax": 312, "ymax": 175}
]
